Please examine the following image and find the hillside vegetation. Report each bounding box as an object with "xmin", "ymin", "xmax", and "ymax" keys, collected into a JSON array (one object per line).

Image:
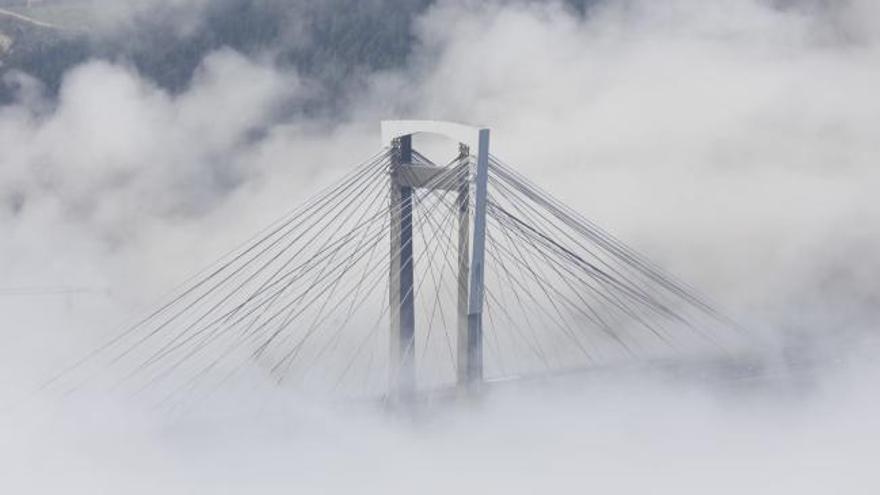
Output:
[{"xmin": 0, "ymin": 0, "xmax": 433, "ymax": 106}]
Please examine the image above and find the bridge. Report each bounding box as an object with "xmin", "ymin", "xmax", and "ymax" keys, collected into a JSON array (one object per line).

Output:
[{"xmin": 47, "ymin": 121, "xmax": 748, "ymax": 409}]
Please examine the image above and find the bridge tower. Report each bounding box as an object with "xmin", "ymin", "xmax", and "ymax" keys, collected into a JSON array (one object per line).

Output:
[{"xmin": 383, "ymin": 120, "xmax": 490, "ymax": 399}]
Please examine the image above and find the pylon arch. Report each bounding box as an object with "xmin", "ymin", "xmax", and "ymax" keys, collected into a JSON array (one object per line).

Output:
[{"xmin": 384, "ymin": 120, "xmax": 491, "ymax": 399}]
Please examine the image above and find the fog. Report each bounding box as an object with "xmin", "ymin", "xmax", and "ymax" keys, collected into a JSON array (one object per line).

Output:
[{"xmin": 1, "ymin": 0, "xmax": 879, "ymax": 492}]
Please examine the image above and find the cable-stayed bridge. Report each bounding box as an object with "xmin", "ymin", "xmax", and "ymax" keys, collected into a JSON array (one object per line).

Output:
[{"xmin": 48, "ymin": 121, "xmax": 748, "ymax": 408}]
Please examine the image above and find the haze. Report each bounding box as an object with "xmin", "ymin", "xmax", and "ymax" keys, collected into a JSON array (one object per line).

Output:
[{"xmin": 1, "ymin": 0, "xmax": 879, "ymax": 493}]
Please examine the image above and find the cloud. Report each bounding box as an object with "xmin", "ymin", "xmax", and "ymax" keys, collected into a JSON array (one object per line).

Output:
[
  {"xmin": 374, "ymin": 0, "xmax": 880, "ymax": 324},
  {"xmin": 1, "ymin": 0, "xmax": 879, "ymax": 492}
]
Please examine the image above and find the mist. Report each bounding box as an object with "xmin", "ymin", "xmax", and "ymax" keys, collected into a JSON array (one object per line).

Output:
[{"xmin": 1, "ymin": 0, "xmax": 879, "ymax": 492}]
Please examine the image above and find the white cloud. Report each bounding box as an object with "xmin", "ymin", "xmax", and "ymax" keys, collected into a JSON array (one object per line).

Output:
[{"xmin": 1, "ymin": 1, "xmax": 879, "ymax": 492}]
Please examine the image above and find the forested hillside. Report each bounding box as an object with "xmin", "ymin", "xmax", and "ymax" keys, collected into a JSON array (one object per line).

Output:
[{"xmin": 0, "ymin": 0, "xmax": 434, "ymax": 105}]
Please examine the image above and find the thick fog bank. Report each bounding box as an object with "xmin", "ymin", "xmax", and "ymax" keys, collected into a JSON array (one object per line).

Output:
[{"xmin": 1, "ymin": 0, "xmax": 879, "ymax": 492}]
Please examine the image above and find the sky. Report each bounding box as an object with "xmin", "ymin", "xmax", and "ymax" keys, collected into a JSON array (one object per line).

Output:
[{"xmin": 1, "ymin": 0, "xmax": 879, "ymax": 492}]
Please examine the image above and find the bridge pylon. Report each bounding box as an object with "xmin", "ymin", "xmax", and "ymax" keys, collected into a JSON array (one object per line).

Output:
[{"xmin": 383, "ymin": 120, "xmax": 491, "ymax": 399}]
